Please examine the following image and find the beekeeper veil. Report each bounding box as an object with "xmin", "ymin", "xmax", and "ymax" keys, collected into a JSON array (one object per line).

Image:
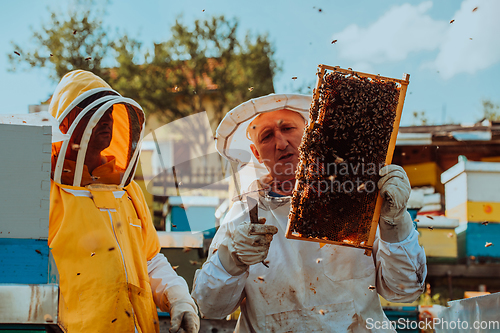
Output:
[
  {"xmin": 215, "ymin": 94, "xmax": 311, "ymax": 196},
  {"xmin": 49, "ymin": 70, "xmax": 144, "ymax": 187}
]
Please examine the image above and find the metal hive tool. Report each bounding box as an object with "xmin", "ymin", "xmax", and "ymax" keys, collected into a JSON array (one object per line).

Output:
[{"xmin": 286, "ymin": 65, "xmax": 410, "ymax": 255}]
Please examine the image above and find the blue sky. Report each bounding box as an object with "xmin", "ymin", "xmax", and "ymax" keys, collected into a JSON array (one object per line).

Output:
[{"xmin": 1, "ymin": 0, "xmax": 499, "ymax": 126}]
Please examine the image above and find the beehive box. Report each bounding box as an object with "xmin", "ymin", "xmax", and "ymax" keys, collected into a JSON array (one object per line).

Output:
[
  {"xmin": 415, "ymin": 216, "xmax": 458, "ymax": 258},
  {"xmin": 0, "ymin": 122, "xmax": 60, "ymax": 328},
  {"xmin": 287, "ymin": 65, "xmax": 410, "ymax": 253},
  {"xmin": 442, "ymin": 161, "xmax": 500, "ymax": 224},
  {"xmin": 403, "ymin": 162, "xmax": 444, "ymax": 194},
  {"xmin": 0, "ymin": 123, "xmax": 52, "ymax": 284}
]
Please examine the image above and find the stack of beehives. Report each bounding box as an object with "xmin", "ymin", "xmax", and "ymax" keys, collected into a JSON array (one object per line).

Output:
[{"xmin": 441, "ymin": 160, "xmax": 500, "ymax": 261}]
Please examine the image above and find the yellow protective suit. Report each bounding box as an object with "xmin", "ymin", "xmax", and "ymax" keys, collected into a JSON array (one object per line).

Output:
[{"xmin": 48, "ymin": 70, "xmax": 166, "ymax": 332}]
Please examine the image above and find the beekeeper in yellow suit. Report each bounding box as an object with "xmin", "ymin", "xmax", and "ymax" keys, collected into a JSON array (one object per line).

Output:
[{"xmin": 48, "ymin": 70, "xmax": 199, "ymax": 333}]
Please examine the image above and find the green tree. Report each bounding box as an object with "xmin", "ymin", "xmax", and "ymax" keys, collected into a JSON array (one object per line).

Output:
[
  {"xmin": 482, "ymin": 99, "xmax": 500, "ymax": 121},
  {"xmin": 8, "ymin": 2, "xmax": 117, "ymax": 82},
  {"xmin": 8, "ymin": 4, "xmax": 279, "ymax": 126},
  {"xmin": 111, "ymin": 16, "xmax": 278, "ymax": 126},
  {"xmin": 411, "ymin": 110, "xmax": 429, "ymax": 126}
]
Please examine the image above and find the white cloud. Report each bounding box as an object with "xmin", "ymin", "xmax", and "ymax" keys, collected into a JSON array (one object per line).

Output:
[
  {"xmin": 432, "ymin": 0, "xmax": 500, "ymax": 79},
  {"xmin": 334, "ymin": 1, "xmax": 447, "ymax": 64}
]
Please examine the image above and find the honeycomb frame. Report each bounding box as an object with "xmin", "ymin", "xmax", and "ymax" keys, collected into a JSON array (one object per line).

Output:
[{"xmin": 286, "ymin": 65, "xmax": 410, "ymax": 256}]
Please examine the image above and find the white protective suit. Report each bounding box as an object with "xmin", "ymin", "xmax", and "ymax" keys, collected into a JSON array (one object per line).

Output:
[{"xmin": 192, "ymin": 94, "xmax": 427, "ymax": 332}]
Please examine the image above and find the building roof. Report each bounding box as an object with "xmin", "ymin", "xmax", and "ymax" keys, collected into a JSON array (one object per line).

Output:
[{"xmin": 397, "ymin": 120, "xmax": 500, "ymax": 146}]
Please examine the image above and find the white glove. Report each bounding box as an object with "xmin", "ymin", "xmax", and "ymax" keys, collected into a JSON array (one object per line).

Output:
[
  {"xmin": 377, "ymin": 165, "xmax": 413, "ymax": 243},
  {"xmin": 147, "ymin": 253, "xmax": 200, "ymax": 333},
  {"xmin": 169, "ymin": 302, "xmax": 200, "ymax": 333},
  {"xmin": 218, "ymin": 221, "xmax": 278, "ymax": 275}
]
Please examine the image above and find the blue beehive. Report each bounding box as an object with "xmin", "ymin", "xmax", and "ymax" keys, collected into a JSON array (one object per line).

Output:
[
  {"xmin": 167, "ymin": 196, "xmax": 219, "ymax": 239},
  {"xmin": 442, "ymin": 161, "xmax": 500, "ymax": 260},
  {"xmin": 456, "ymin": 222, "xmax": 500, "ymax": 260}
]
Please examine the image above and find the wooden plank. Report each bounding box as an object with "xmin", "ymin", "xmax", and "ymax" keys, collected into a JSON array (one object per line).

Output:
[
  {"xmin": 0, "ymin": 238, "xmax": 49, "ymax": 284},
  {"xmin": 427, "ymin": 263, "xmax": 500, "ymax": 278},
  {"xmin": 318, "ymin": 64, "xmax": 410, "ymax": 85}
]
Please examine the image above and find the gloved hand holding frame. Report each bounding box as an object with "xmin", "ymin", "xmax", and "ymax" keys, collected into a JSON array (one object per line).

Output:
[{"xmin": 286, "ymin": 65, "xmax": 410, "ymax": 256}]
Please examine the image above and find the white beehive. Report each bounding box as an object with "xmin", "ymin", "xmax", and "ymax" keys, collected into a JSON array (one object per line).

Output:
[{"xmin": 441, "ymin": 160, "xmax": 500, "ymax": 224}]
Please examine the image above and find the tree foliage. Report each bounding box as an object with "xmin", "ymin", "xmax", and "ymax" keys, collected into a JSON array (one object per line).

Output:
[
  {"xmin": 482, "ymin": 99, "xmax": 500, "ymax": 122},
  {"xmin": 8, "ymin": 5, "xmax": 279, "ymax": 126},
  {"xmin": 8, "ymin": 4, "xmax": 116, "ymax": 81},
  {"xmin": 411, "ymin": 110, "xmax": 429, "ymax": 126},
  {"xmin": 112, "ymin": 16, "xmax": 278, "ymax": 126}
]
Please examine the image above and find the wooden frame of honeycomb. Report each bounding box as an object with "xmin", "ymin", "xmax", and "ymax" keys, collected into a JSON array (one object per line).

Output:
[{"xmin": 286, "ymin": 65, "xmax": 410, "ymax": 256}]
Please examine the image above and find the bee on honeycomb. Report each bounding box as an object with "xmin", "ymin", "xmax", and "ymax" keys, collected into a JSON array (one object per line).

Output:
[{"xmin": 289, "ymin": 69, "xmax": 401, "ymax": 247}]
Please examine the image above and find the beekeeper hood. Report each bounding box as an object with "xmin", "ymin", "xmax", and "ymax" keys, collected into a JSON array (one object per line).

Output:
[
  {"xmin": 215, "ymin": 94, "xmax": 311, "ymax": 192},
  {"xmin": 49, "ymin": 70, "xmax": 144, "ymax": 187}
]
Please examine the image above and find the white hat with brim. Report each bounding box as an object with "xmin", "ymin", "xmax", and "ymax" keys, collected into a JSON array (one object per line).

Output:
[
  {"xmin": 215, "ymin": 93, "xmax": 312, "ymax": 193},
  {"xmin": 216, "ymin": 93, "xmax": 312, "ymax": 164}
]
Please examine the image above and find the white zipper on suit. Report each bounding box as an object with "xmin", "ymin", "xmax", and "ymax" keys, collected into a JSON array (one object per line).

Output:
[{"xmin": 106, "ymin": 209, "xmax": 129, "ymax": 283}]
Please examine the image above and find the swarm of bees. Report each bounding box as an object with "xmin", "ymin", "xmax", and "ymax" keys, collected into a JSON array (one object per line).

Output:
[{"xmin": 289, "ymin": 69, "xmax": 400, "ymax": 245}]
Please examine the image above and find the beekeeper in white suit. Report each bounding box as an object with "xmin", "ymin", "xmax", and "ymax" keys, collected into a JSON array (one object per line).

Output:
[{"xmin": 192, "ymin": 94, "xmax": 426, "ymax": 332}]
